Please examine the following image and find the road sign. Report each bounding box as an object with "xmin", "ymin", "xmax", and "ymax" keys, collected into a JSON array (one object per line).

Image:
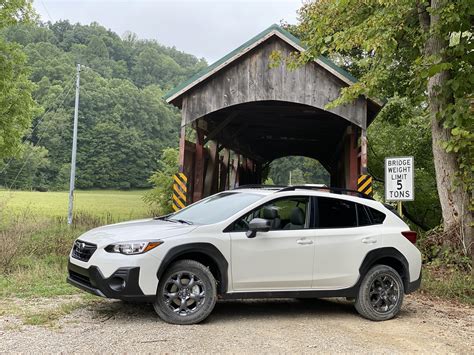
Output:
[
  {"xmin": 172, "ymin": 173, "xmax": 188, "ymax": 211},
  {"xmin": 357, "ymin": 174, "xmax": 373, "ymax": 196},
  {"xmin": 385, "ymin": 156, "xmax": 414, "ymax": 201}
]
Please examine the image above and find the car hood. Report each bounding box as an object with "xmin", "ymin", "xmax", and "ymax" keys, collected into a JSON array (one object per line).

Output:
[{"xmin": 77, "ymin": 218, "xmax": 197, "ymax": 247}]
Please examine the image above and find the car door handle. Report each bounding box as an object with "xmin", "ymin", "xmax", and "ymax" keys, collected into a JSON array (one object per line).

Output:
[
  {"xmin": 296, "ymin": 239, "xmax": 313, "ymax": 245},
  {"xmin": 362, "ymin": 237, "xmax": 377, "ymax": 244}
]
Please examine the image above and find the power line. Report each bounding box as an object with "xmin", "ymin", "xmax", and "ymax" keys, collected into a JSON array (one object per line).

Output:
[
  {"xmin": 0, "ymin": 77, "xmax": 75, "ymax": 176},
  {"xmin": 22, "ymin": 77, "xmax": 76, "ymax": 143},
  {"xmin": 40, "ymin": 0, "xmax": 54, "ymax": 23},
  {"xmin": 5, "ymin": 81, "xmax": 76, "ymax": 190}
]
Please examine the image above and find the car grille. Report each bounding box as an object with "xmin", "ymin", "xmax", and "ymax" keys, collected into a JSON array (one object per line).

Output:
[
  {"xmin": 71, "ymin": 240, "xmax": 97, "ymax": 262},
  {"xmin": 69, "ymin": 269, "xmax": 92, "ymax": 287}
]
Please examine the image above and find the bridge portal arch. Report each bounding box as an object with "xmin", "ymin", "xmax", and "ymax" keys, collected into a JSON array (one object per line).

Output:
[{"xmin": 165, "ymin": 25, "xmax": 381, "ymax": 203}]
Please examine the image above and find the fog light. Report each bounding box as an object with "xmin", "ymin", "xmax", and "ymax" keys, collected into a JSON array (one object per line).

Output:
[{"xmin": 109, "ymin": 277, "xmax": 126, "ymax": 291}]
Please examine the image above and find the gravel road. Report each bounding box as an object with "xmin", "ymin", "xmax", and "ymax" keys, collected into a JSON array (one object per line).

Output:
[{"xmin": 1, "ymin": 294, "xmax": 472, "ymax": 353}]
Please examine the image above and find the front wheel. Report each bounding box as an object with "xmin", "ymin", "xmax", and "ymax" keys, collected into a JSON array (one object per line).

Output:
[
  {"xmin": 153, "ymin": 259, "xmax": 217, "ymax": 325},
  {"xmin": 355, "ymin": 265, "xmax": 404, "ymax": 321}
]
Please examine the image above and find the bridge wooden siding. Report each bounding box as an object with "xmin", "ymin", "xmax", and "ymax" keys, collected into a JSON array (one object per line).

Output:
[
  {"xmin": 166, "ymin": 25, "xmax": 381, "ymax": 203},
  {"xmin": 179, "ymin": 37, "xmax": 367, "ymax": 129}
]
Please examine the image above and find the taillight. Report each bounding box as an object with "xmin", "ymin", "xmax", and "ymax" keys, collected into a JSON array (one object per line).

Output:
[{"xmin": 401, "ymin": 231, "xmax": 417, "ymax": 244}]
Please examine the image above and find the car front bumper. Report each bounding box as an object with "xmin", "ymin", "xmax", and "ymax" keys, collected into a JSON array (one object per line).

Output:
[{"xmin": 67, "ymin": 262, "xmax": 155, "ymax": 302}]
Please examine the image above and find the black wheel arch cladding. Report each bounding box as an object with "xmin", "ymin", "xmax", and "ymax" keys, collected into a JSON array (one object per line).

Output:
[
  {"xmin": 358, "ymin": 247, "xmax": 411, "ymax": 292},
  {"xmin": 157, "ymin": 243, "xmax": 229, "ymax": 295}
]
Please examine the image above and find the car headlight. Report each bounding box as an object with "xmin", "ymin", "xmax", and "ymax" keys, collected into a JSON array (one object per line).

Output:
[{"xmin": 105, "ymin": 240, "xmax": 163, "ymax": 255}]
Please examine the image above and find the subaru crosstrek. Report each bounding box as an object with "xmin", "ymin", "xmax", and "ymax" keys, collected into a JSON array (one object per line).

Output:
[{"xmin": 67, "ymin": 185, "xmax": 422, "ymax": 324}]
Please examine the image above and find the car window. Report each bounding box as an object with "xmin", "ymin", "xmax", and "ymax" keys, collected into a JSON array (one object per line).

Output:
[
  {"xmin": 318, "ymin": 197, "xmax": 357, "ymax": 228},
  {"xmin": 366, "ymin": 207, "xmax": 386, "ymax": 224},
  {"xmin": 357, "ymin": 203, "xmax": 372, "ymax": 226},
  {"xmin": 232, "ymin": 196, "xmax": 310, "ymax": 231},
  {"xmin": 168, "ymin": 192, "xmax": 263, "ymax": 225}
]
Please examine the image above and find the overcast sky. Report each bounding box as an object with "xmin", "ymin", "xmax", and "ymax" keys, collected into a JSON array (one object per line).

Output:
[{"xmin": 33, "ymin": 0, "xmax": 302, "ymax": 63}]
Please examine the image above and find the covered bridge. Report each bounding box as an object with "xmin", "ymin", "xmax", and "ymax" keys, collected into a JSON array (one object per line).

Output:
[{"xmin": 165, "ymin": 24, "xmax": 381, "ymax": 204}]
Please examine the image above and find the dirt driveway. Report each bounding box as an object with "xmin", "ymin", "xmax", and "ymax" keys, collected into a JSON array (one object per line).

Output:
[{"xmin": 1, "ymin": 294, "xmax": 472, "ymax": 353}]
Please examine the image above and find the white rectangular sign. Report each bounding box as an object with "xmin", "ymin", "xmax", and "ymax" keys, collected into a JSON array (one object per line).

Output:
[{"xmin": 385, "ymin": 156, "xmax": 414, "ymax": 201}]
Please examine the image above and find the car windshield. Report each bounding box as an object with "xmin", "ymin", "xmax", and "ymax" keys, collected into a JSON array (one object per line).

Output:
[{"xmin": 167, "ymin": 192, "xmax": 263, "ymax": 225}]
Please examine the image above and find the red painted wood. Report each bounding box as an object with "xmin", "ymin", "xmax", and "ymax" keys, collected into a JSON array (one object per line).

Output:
[
  {"xmin": 348, "ymin": 127, "xmax": 358, "ymax": 190},
  {"xmin": 193, "ymin": 128, "xmax": 205, "ymax": 202}
]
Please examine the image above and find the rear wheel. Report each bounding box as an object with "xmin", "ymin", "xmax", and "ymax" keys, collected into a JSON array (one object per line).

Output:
[
  {"xmin": 355, "ymin": 265, "xmax": 404, "ymax": 321},
  {"xmin": 153, "ymin": 259, "xmax": 217, "ymax": 325}
]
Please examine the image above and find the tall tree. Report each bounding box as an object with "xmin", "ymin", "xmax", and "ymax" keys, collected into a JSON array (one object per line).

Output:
[
  {"xmin": 295, "ymin": 0, "xmax": 473, "ymax": 256},
  {"xmin": 0, "ymin": 0, "xmax": 37, "ymax": 159}
]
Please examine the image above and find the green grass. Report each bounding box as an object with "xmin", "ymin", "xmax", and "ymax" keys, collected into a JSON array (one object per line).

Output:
[
  {"xmin": 420, "ymin": 265, "xmax": 473, "ymax": 305},
  {"xmin": 0, "ymin": 189, "xmax": 153, "ymax": 302},
  {"xmin": 0, "ymin": 257, "xmax": 77, "ymax": 298},
  {"xmin": 0, "ymin": 189, "xmax": 151, "ymax": 220}
]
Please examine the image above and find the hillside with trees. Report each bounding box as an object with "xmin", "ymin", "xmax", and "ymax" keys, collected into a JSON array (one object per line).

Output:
[{"xmin": 0, "ymin": 19, "xmax": 207, "ymax": 189}]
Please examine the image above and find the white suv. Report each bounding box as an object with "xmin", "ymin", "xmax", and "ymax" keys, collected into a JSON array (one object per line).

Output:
[{"xmin": 68, "ymin": 186, "xmax": 422, "ymax": 324}]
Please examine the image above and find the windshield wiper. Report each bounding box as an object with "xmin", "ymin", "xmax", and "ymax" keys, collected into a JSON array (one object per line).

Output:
[
  {"xmin": 172, "ymin": 219, "xmax": 193, "ymax": 225},
  {"xmin": 155, "ymin": 215, "xmax": 193, "ymax": 225},
  {"xmin": 154, "ymin": 215, "xmax": 172, "ymax": 221}
]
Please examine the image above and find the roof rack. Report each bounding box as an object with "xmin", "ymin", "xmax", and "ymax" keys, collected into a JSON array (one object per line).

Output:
[
  {"xmin": 277, "ymin": 185, "xmax": 374, "ymax": 200},
  {"xmin": 233, "ymin": 184, "xmax": 287, "ymax": 190},
  {"xmin": 233, "ymin": 184, "xmax": 373, "ymax": 199}
]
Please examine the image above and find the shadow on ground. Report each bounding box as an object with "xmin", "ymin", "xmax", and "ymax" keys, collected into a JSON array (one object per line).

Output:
[{"xmin": 87, "ymin": 297, "xmax": 373, "ymax": 324}]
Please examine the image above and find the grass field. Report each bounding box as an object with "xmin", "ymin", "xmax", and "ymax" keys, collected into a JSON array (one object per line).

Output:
[
  {"xmin": 0, "ymin": 189, "xmax": 153, "ymax": 302},
  {"xmin": 0, "ymin": 189, "xmax": 151, "ymax": 220}
]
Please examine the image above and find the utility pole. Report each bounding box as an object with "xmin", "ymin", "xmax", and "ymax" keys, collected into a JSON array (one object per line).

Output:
[{"xmin": 68, "ymin": 64, "xmax": 81, "ymax": 225}]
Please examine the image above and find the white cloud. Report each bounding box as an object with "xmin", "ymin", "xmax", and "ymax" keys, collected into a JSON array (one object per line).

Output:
[{"xmin": 34, "ymin": 0, "xmax": 301, "ymax": 62}]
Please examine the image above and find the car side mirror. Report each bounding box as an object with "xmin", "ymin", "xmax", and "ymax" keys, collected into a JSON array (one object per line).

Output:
[{"xmin": 246, "ymin": 218, "xmax": 271, "ymax": 238}]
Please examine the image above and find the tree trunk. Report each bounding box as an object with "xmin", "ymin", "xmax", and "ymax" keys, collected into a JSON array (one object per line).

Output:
[{"xmin": 424, "ymin": 0, "xmax": 473, "ymax": 257}]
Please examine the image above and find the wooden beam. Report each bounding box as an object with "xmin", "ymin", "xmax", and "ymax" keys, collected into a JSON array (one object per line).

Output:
[
  {"xmin": 234, "ymin": 155, "xmax": 241, "ymax": 187},
  {"xmin": 229, "ymin": 158, "xmax": 235, "ymax": 188},
  {"xmin": 345, "ymin": 126, "xmax": 358, "ymax": 190},
  {"xmin": 193, "ymin": 128, "xmax": 205, "ymax": 202},
  {"xmin": 204, "ymin": 113, "xmax": 238, "ymax": 144},
  {"xmin": 178, "ymin": 125, "xmax": 186, "ymax": 172},
  {"xmin": 203, "ymin": 141, "xmax": 218, "ymax": 197},
  {"xmin": 219, "ymin": 148, "xmax": 230, "ymax": 191}
]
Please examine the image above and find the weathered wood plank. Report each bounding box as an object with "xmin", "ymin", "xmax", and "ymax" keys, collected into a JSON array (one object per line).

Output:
[{"xmin": 180, "ymin": 37, "xmax": 367, "ymax": 127}]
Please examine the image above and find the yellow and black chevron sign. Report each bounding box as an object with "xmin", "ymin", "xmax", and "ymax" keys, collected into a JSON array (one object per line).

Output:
[
  {"xmin": 357, "ymin": 174, "xmax": 373, "ymax": 196},
  {"xmin": 172, "ymin": 173, "xmax": 187, "ymax": 212}
]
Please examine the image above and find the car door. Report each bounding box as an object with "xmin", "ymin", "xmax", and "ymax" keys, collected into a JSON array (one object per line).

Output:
[
  {"xmin": 228, "ymin": 195, "xmax": 316, "ymax": 291},
  {"xmin": 312, "ymin": 197, "xmax": 383, "ymax": 289}
]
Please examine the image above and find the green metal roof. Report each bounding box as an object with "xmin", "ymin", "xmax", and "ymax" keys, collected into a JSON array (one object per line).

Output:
[{"xmin": 164, "ymin": 24, "xmax": 358, "ymax": 102}]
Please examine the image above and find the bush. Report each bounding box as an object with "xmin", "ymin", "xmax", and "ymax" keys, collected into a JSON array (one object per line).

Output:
[
  {"xmin": 417, "ymin": 224, "xmax": 473, "ymax": 304},
  {"xmin": 143, "ymin": 147, "xmax": 178, "ymax": 215},
  {"xmin": 0, "ymin": 215, "xmax": 29, "ymax": 273},
  {"xmin": 419, "ymin": 224, "xmax": 472, "ymax": 272}
]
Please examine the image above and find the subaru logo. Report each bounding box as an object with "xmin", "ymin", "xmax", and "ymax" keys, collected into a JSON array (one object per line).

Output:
[{"xmin": 75, "ymin": 241, "xmax": 86, "ymax": 250}]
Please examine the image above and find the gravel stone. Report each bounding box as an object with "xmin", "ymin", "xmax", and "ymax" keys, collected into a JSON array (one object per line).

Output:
[{"xmin": 0, "ymin": 294, "xmax": 472, "ymax": 353}]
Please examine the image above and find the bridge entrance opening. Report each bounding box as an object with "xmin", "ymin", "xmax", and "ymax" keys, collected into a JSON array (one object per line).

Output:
[{"xmin": 267, "ymin": 156, "xmax": 330, "ymax": 187}]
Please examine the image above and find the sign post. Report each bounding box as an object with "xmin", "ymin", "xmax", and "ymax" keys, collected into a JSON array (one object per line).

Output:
[{"xmin": 385, "ymin": 156, "xmax": 414, "ymax": 216}]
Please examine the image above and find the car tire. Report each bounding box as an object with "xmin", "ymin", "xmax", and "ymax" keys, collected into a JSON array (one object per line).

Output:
[
  {"xmin": 355, "ymin": 265, "xmax": 404, "ymax": 321},
  {"xmin": 153, "ymin": 259, "xmax": 217, "ymax": 325}
]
